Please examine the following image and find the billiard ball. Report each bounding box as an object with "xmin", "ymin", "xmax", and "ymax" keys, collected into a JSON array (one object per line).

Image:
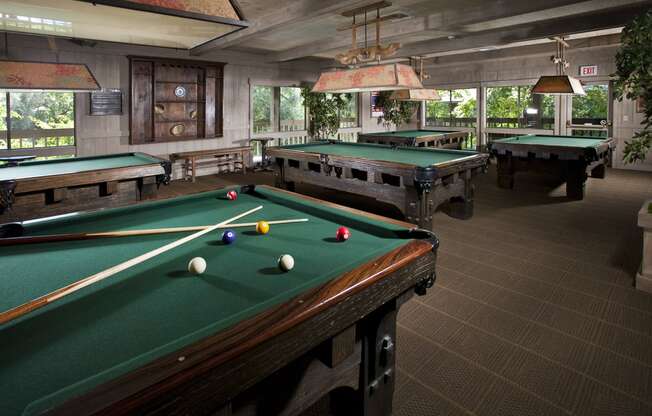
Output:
[
  {"xmin": 256, "ymin": 221, "xmax": 270, "ymax": 234},
  {"xmin": 278, "ymin": 254, "xmax": 294, "ymax": 272},
  {"xmin": 221, "ymin": 230, "xmax": 236, "ymax": 244},
  {"xmin": 187, "ymin": 257, "xmax": 207, "ymax": 275},
  {"xmin": 336, "ymin": 226, "xmax": 350, "ymax": 242},
  {"xmin": 226, "ymin": 190, "xmax": 238, "ymax": 200}
]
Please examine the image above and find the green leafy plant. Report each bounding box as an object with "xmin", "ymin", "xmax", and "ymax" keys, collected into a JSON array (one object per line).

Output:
[
  {"xmin": 301, "ymin": 89, "xmax": 351, "ymax": 140},
  {"xmin": 614, "ymin": 9, "xmax": 652, "ymax": 164},
  {"xmin": 375, "ymin": 91, "xmax": 418, "ymax": 128}
]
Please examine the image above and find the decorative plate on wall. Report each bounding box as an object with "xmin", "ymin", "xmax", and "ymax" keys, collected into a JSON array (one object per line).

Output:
[
  {"xmin": 170, "ymin": 124, "xmax": 186, "ymax": 136},
  {"xmin": 174, "ymin": 85, "xmax": 187, "ymax": 98}
]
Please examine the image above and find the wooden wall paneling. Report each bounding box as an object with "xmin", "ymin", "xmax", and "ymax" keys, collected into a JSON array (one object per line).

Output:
[{"xmin": 130, "ymin": 60, "xmax": 153, "ymax": 144}]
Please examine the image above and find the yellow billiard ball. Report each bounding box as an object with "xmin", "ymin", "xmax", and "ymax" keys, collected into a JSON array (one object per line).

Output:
[{"xmin": 256, "ymin": 221, "xmax": 270, "ymax": 234}]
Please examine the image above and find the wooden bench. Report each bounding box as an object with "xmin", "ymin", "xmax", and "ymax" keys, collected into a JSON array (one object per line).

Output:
[{"xmin": 169, "ymin": 147, "xmax": 251, "ymax": 182}]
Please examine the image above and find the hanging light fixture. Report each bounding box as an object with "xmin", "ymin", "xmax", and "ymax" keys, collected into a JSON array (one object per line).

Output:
[
  {"xmin": 532, "ymin": 37, "xmax": 585, "ymax": 95},
  {"xmin": 312, "ymin": 2, "xmax": 422, "ymax": 94},
  {"xmin": 389, "ymin": 57, "xmax": 440, "ymax": 101},
  {"xmin": 0, "ymin": 60, "xmax": 100, "ymax": 91}
]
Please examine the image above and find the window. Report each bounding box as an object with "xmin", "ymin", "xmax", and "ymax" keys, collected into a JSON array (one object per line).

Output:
[
  {"xmin": 253, "ymin": 86, "xmax": 274, "ymax": 134},
  {"xmin": 280, "ymin": 87, "xmax": 305, "ymax": 131},
  {"xmin": 571, "ymin": 84, "xmax": 609, "ymax": 138},
  {"xmin": 253, "ymin": 86, "xmax": 306, "ymax": 133},
  {"xmin": 339, "ymin": 93, "xmax": 358, "ymax": 128},
  {"xmin": 252, "ymin": 85, "xmax": 358, "ymax": 135},
  {"xmin": 425, "ymin": 89, "xmax": 477, "ymax": 128},
  {"xmin": 486, "ymin": 86, "xmax": 554, "ymax": 129},
  {"xmin": 1, "ymin": 91, "xmax": 75, "ymax": 150}
]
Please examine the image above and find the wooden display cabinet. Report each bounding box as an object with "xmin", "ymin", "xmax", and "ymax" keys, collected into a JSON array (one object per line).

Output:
[{"xmin": 129, "ymin": 57, "xmax": 224, "ymax": 144}]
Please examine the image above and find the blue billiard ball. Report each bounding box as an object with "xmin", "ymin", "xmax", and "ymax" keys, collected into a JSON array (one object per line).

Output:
[{"xmin": 221, "ymin": 229, "xmax": 236, "ymax": 244}]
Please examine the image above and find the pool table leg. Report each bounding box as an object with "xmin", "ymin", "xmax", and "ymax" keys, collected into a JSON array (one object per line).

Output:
[
  {"xmin": 566, "ymin": 162, "xmax": 588, "ymax": 200},
  {"xmin": 496, "ymin": 155, "xmax": 515, "ymax": 189},
  {"xmin": 357, "ymin": 299, "xmax": 399, "ymax": 416},
  {"xmin": 591, "ymin": 163, "xmax": 606, "ymax": 179},
  {"xmin": 449, "ymin": 196, "xmax": 474, "ymax": 220},
  {"xmin": 273, "ymin": 158, "xmax": 296, "ymax": 192}
]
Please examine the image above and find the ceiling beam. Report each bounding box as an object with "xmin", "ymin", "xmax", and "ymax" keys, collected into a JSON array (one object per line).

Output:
[
  {"xmin": 190, "ymin": 0, "xmax": 373, "ymax": 55},
  {"xmin": 423, "ymin": 33, "xmax": 622, "ymax": 69},
  {"xmin": 398, "ymin": 2, "xmax": 650, "ymax": 58},
  {"xmin": 266, "ymin": 0, "xmax": 650, "ymax": 62}
]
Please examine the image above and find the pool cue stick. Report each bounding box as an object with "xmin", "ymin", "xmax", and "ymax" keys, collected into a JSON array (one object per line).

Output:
[
  {"xmin": 0, "ymin": 205, "xmax": 262, "ymax": 326},
  {"xmin": 0, "ymin": 219, "xmax": 309, "ymax": 246}
]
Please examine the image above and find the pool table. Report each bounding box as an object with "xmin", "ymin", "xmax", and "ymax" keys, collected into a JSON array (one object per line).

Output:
[
  {"xmin": 0, "ymin": 185, "xmax": 438, "ymax": 416},
  {"xmin": 0, "ymin": 152, "xmax": 171, "ymax": 221},
  {"xmin": 267, "ymin": 141, "xmax": 489, "ymax": 229},
  {"xmin": 357, "ymin": 129, "xmax": 469, "ymax": 149},
  {"xmin": 490, "ymin": 135, "xmax": 615, "ymax": 199}
]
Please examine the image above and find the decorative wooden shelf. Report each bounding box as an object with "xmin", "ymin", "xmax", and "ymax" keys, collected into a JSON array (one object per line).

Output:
[{"xmin": 129, "ymin": 56, "xmax": 224, "ymax": 145}]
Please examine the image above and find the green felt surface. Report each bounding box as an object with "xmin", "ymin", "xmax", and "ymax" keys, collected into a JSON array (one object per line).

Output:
[
  {"xmin": 0, "ymin": 153, "xmax": 162, "ymax": 181},
  {"xmin": 363, "ymin": 130, "xmax": 454, "ymax": 138},
  {"xmin": 493, "ymin": 135, "xmax": 607, "ymax": 148},
  {"xmin": 279, "ymin": 142, "xmax": 477, "ymax": 167},
  {"xmin": 0, "ymin": 187, "xmax": 412, "ymax": 416}
]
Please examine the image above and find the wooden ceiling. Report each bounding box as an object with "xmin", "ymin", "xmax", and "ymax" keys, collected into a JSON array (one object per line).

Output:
[{"xmin": 194, "ymin": 0, "xmax": 652, "ymax": 62}]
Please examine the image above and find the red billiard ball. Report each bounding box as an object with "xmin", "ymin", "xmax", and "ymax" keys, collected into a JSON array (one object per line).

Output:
[
  {"xmin": 226, "ymin": 190, "xmax": 238, "ymax": 200},
  {"xmin": 221, "ymin": 229, "xmax": 236, "ymax": 244},
  {"xmin": 336, "ymin": 226, "xmax": 350, "ymax": 242}
]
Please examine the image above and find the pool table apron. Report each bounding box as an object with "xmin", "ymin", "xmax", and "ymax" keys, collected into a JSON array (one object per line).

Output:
[
  {"xmin": 357, "ymin": 130, "xmax": 469, "ymax": 149},
  {"xmin": 269, "ymin": 147, "xmax": 488, "ymax": 228}
]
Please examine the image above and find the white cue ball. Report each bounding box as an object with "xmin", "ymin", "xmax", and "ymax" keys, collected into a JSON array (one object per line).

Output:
[
  {"xmin": 277, "ymin": 254, "xmax": 295, "ymax": 272},
  {"xmin": 188, "ymin": 257, "xmax": 207, "ymax": 275}
]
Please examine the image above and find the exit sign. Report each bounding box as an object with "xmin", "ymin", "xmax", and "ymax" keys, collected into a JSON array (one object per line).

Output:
[{"xmin": 579, "ymin": 65, "xmax": 598, "ymax": 76}]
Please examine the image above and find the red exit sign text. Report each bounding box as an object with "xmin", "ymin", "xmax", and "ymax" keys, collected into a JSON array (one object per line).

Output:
[{"xmin": 579, "ymin": 65, "xmax": 598, "ymax": 76}]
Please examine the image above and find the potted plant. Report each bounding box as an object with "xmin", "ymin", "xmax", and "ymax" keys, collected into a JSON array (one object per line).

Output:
[
  {"xmin": 614, "ymin": 9, "xmax": 652, "ymax": 164},
  {"xmin": 374, "ymin": 91, "xmax": 419, "ymax": 129},
  {"xmin": 301, "ymin": 89, "xmax": 352, "ymax": 140}
]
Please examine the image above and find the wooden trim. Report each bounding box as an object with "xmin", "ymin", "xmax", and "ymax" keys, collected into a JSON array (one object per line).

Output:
[{"xmin": 128, "ymin": 56, "xmax": 226, "ymax": 71}]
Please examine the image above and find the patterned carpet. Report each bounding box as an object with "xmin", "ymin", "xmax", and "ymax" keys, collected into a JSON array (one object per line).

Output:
[{"xmin": 159, "ymin": 164, "xmax": 652, "ymax": 415}]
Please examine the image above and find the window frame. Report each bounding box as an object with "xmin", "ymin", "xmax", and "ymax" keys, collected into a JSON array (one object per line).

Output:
[{"xmin": 0, "ymin": 91, "xmax": 77, "ymax": 157}]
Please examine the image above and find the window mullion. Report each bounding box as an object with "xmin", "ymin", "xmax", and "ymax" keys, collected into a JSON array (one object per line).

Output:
[{"xmin": 6, "ymin": 92, "xmax": 11, "ymax": 150}]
